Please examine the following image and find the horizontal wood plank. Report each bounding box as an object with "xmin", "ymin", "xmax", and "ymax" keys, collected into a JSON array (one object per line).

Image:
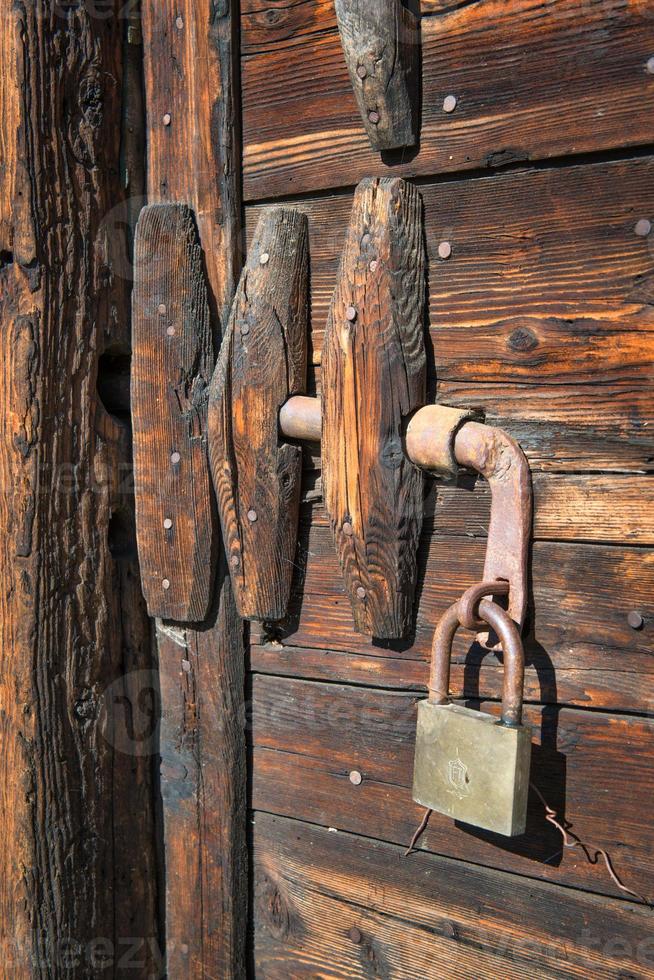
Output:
[
  {"xmin": 254, "ymin": 529, "xmax": 653, "ymax": 680},
  {"xmin": 242, "ymin": 0, "xmax": 654, "ymax": 198},
  {"xmin": 253, "ymin": 812, "xmax": 654, "ymax": 979},
  {"xmin": 246, "ymin": 157, "xmax": 654, "ymax": 388},
  {"xmin": 251, "ymin": 680, "xmax": 654, "ymax": 900}
]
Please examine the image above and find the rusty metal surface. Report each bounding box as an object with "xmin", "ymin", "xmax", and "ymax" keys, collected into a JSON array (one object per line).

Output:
[
  {"xmin": 404, "ymin": 404, "xmax": 478, "ymax": 479},
  {"xmin": 279, "ymin": 395, "xmax": 321, "ymax": 442},
  {"xmin": 429, "ymin": 584, "xmax": 526, "ymax": 727}
]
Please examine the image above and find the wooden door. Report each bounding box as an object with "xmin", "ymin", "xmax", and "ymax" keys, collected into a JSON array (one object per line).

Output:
[{"xmin": 243, "ymin": 1, "xmax": 654, "ymax": 976}]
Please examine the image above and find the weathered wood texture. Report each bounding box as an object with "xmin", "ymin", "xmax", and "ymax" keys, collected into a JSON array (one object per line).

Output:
[
  {"xmin": 132, "ymin": 203, "xmax": 216, "ymax": 622},
  {"xmin": 334, "ymin": 0, "xmax": 419, "ymax": 151},
  {"xmin": 142, "ymin": 0, "xmax": 247, "ymax": 976},
  {"xmin": 0, "ymin": 3, "xmax": 158, "ymax": 975},
  {"xmin": 251, "ymin": 678, "xmax": 654, "ymax": 901},
  {"xmin": 209, "ymin": 208, "xmax": 309, "ymax": 621},
  {"xmin": 242, "ymin": 0, "xmax": 654, "ymax": 198},
  {"xmin": 322, "ymin": 178, "xmax": 426, "ymax": 637},
  {"xmin": 246, "ymin": 156, "xmax": 654, "ymax": 389},
  {"xmin": 253, "ymin": 813, "xmax": 654, "ymax": 979}
]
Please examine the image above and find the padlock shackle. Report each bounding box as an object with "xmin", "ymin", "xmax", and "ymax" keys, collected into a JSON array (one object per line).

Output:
[{"xmin": 429, "ymin": 594, "xmax": 525, "ymax": 727}]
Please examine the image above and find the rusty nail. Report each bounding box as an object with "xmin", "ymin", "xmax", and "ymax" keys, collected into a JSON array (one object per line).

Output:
[
  {"xmin": 438, "ymin": 241, "xmax": 452, "ymax": 260},
  {"xmin": 259, "ymin": 252, "xmax": 270, "ymax": 266},
  {"xmin": 368, "ymin": 110, "xmax": 380, "ymax": 125},
  {"xmin": 349, "ymin": 927, "xmax": 362, "ymax": 944},
  {"xmin": 349, "ymin": 770, "xmax": 362, "ymax": 785},
  {"xmin": 627, "ymin": 611, "xmax": 644, "ymax": 629},
  {"xmin": 176, "ymin": 15, "xmax": 184, "ymax": 29},
  {"xmin": 162, "ymin": 578, "xmax": 171, "ymax": 590},
  {"xmin": 369, "ymin": 260, "xmax": 378, "ymax": 272},
  {"xmin": 356, "ymin": 64, "xmax": 367, "ymax": 79},
  {"xmin": 163, "ymin": 518, "xmax": 173, "ymax": 530},
  {"xmin": 634, "ymin": 218, "xmax": 651, "ymax": 237},
  {"xmin": 181, "ymin": 659, "xmax": 191, "ymax": 673},
  {"xmin": 166, "ymin": 326, "xmax": 176, "ymax": 336},
  {"xmin": 342, "ymin": 521, "xmax": 354, "ymax": 536},
  {"xmin": 163, "ymin": 113, "xmax": 172, "ymax": 126},
  {"xmin": 230, "ymin": 555, "xmax": 241, "ymax": 568},
  {"xmin": 158, "ymin": 303, "xmax": 167, "ymax": 315},
  {"xmin": 443, "ymin": 94, "xmax": 457, "ymax": 113},
  {"xmin": 356, "ymin": 586, "xmax": 366, "ymax": 599},
  {"xmin": 647, "ymin": 56, "xmax": 654, "ymax": 74},
  {"xmin": 170, "ymin": 451, "xmax": 181, "ymax": 465},
  {"xmin": 247, "ymin": 509, "xmax": 258, "ymax": 523},
  {"xmin": 345, "ymin": 306, "xmax": 357, "ymax": 322}
]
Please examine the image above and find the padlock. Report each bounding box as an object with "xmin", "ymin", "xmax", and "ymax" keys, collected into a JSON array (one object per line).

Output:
[{"xmin": 412, "ymin": 582, "xmax": 532, "ymax": 837}]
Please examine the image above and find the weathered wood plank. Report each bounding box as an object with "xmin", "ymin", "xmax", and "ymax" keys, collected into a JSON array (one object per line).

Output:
[
  {"xmin": 142, "ymin": 0, "xmax": 247, "ymax": 975},
  {"xmin": 253, "ymin": 813, "xmax": 654, "ymax": 979},
  {"xmin": 246, "ymin": 157, "xmax": 654, "ymax": 388},
  {"xmin": 334, "ymin": 0, "xmax": 419, "ymax": 151},
  {"xmin": 303, "ymin": 474, "xmax": 654, "ymax": 545},
  {"xmin": 242, "ymin": 0, "xmax": 654, "ymax": 198},
  {"xmin": 132, "ymin": 203, "xmax": 216, "ymax": 621},
  {"xmin": 257, "ymin": 529, "xmax": 653, "ymax": 678},
  {"xmin": 209, "ymin": 208, "xmax": 309, "ymax": 621},
  {"xmin": 322, "ymin": 177, "xmax": 426, "ymax": 637},
  {"xmin": 250, "ymin": 644, "xmax": 653, "ymax": 715},
  {"xmin": 0, "ymin": 3, "xmax": 158, "ymax": 973},
  {"xmin": 251, "ymin": 679, "xmax": 654, "ymax": 900}
]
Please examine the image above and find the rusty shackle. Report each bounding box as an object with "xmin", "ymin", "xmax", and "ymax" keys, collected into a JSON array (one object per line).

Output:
[{"xmin": 429, "ymin": 581, "xmax": 526, "ymax": 727}]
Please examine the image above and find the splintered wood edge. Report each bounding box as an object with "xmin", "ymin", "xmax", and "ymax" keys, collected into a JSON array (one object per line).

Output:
[
  {"xmin": 208, "ymin": 207, "xmax": 309, "ymax": 621},
  {"xmin": 322, "ymin": 177, "xmax": 426, "ymax": 638},
  {"xmin": 335, "ymin": 0, "xmax": 420, "ymax": 151},
  {"xmin": 131, "ymin": 203, "xmax": 217, "ymax": 621}
]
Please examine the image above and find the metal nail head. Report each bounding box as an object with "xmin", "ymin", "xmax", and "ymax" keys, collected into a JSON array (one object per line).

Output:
[
  {"xmin": 163, "ymin": 113, "xmax": 172, "ymax": 126},
  {"xmin": 176, "ymin": 15, "xmax": 184, "ymax": 29},
  {"xmin": 166, "ymin": 326, "xmax": 175, "ymax": 336},
  {"xmin": 369, "ymin": 260, "xmax": 378, "ymax": 273},
  {"xmin": 368, "ymin": 110, "xmax": 380, "ymax": 125},
  {"xmin": 342, "ymin": 522, "xmax": 354, "ymax": 536},
  {"xmin": 443, "ymin": 95, "xmax": 457, "ymax": 113},
  {"xmin": 356, "ymin": 586, "xmax": 366, "ymax": 599},
  {"xmin": 345, "ymin": 306, "xmax": 357, "ymax": 322},
  {"xmin": 438, "ymin": 241, "xmax": 452, "ymax": 260},
  {"xmin": 259, "ymin": 252, "xmax": 270, "ymax": 266},
  {"xmin": 349, "ymin": 927, "xmax": 362, "ymax": 945},
  {"xmin": 230, "ymin": 555, "xmax": 241, "ymax": 568},
  {"xmin": 247, "ymin": 509, "xmax": 258, "ymax": 523},
  {"xmin": 627, "ymin": 611, "xmax": 644, "ymax": 629},
  {"xmin": 170, "ymin": 451, "xmax": 181, "ymax": 464},
  {"xmin": 163, "ymin": 518, "xmax": 173, "ymax": 530},
  {"xmin": 646, "ymin": 56, "xmax": 654, "ymax": 74},
  {"xmin": 349, "ymin": 770, "xmax": 362, "ymax": 785},
  {"xmin": 356, "ymin": 65, "xmax": 367, "ymax": 79},
  {"xmin": 634, "ymin": 218, "xmax": 651, "ymax": 237},
  {"xmin": 158, "ymin": 303, "xmax": 167, "ymax": 315},
  {"xmin": 162, "ymin": 578, "xmax": 171, "ymax": 590}
]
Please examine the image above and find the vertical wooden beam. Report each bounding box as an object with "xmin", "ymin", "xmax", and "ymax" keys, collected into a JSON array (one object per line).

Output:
[
  {"xmin": 0, "ymin": 2, "xmax": 158, "ymax": 975},
  {"xmin": 141, "ymin": 0, "xmax": 246, "ymax": 976}
]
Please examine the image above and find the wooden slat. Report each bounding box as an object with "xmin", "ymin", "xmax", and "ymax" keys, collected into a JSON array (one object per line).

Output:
[
  {"xmin": 142, "ymin": 0, "xmax": 247, "ymax": 976},
  {"xmin": 251, "ymin": 679, "xmax": 654, "ymax": 901},
  {"xmin": 246, "ymin": 156, "xmax": 654, "ymax": 387},
  {"xmin": 250, "ymin": 644, "xmax": 652, "ymax": 715},
  {"xmin": 303, "ymin": 474, "xmax": 654, "ymax": 545},
  {"xmin": 253, "ymin": 813, "xmax": 654, "ymax": 979},
  {"xmin": 257, "ymin": 528, "xmax": 653, "ymax": 678},
  {"xmin": 322, "ymin": 177, "xmax": 426, "ymax": 637},
  {"xmin": 242, "ymin": 0, "xmax": 654, "ymax": 198},
  {"xmin": 209, "ymin": 207, "xmax": 309, "ymax": 621},
  {"xmin": 0, "ymin": 3, "xmax": 158, "ymax": 972},
  {"xmin": 132, "ymin": 203, "xmax": 216, "ymax": 621}
]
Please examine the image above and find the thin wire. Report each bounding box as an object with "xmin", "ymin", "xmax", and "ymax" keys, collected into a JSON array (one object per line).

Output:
[{"xmin": 530, "ymin": 782, "xmax": 652, "ymax": 907}]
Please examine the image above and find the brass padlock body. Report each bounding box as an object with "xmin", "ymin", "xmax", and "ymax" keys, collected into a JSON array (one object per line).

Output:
[{"xmin": 412, "ymin": 700, "xmax": 532, "ymax": 837}]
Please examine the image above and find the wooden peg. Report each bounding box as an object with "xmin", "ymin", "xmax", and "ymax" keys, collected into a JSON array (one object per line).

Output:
[
  {"xmin": 322, "ymin": 177, "xmax": 426, "ymax": 638},
  {"xmin": 335, "ymin": 0, "xmax": 420, "ymax": 151},
  {"xmin": 208, "ymin": 208, "xmax": 309, "ymax": 621},
  {"xmin": 131, "ymin": 203, "xmax": 216, "ymax": 621}
]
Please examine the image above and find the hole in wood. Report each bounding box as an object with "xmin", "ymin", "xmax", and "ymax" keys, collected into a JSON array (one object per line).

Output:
[{"xmin": 97, "ymin": 350, "xmax": 131, "ymax": 422}]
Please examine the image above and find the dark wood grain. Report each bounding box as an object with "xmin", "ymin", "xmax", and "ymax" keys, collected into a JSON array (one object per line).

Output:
[
  {"xmin": 209, "ymin": 208, "xmax": 309, "ymax": 621},
  {"xmin": 142, "ymin": 0, "xmax": 247, "ymax": 976},
  {"xmin": 334, "ymin": 0, "xmax": 419, "ymax": 151},
  {"xmin": 259, "ymin": 527, "xmax": 653, "ymax": 679},
  {"xmin": 0, "ymin": 3, "xmax": 158, "ymax": 973},
  {"xmin": 132, "ymin": 203, "xmax": 216, "ymax": 622},
  {"xmin": 253, "ymin": 813, "xmax": 654, "ymax": 979},
  {"xmin": 251, "ymin": 678, "xmax": 654, "ymax": 901},
  {"xmin": 242, "ymin": 0, "xmax": 654, "ymax": 198},
  {"xmin": 246, "ymin": 156, "xmax": 654, "ymax": 389},
  {"xmin": 322, "ymin": 177, "xmax": 426, "ymax": 638}
]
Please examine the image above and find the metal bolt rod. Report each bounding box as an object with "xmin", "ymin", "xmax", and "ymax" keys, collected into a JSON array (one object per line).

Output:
[{"xmin": 279, "ymin": 395, "xmax": 531, "ymax": 630}]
